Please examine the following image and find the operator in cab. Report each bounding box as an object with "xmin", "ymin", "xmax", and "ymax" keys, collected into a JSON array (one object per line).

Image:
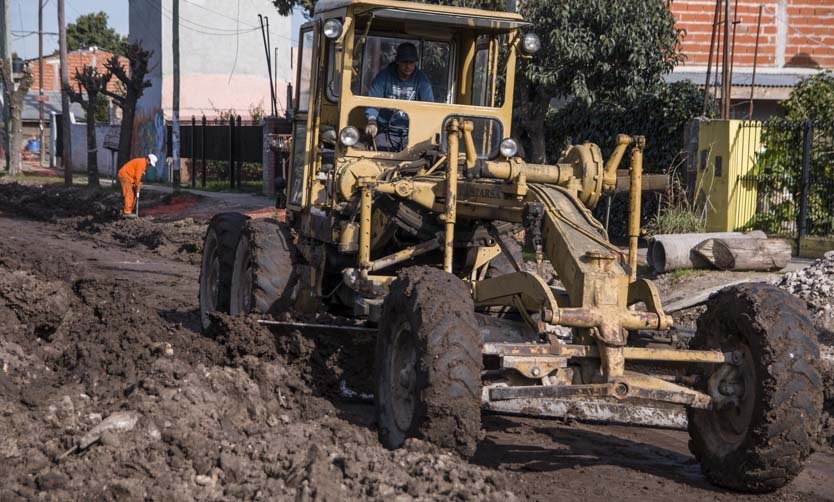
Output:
[{"xmin": 364, "ymin": 42, "xmax": 433, "ymax": 149}]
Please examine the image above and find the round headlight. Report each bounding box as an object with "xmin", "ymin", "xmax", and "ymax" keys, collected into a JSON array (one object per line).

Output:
[
  {"xmin": 323, "ymin": 19, "xmax": 343, "ymax": 40},
  {"xmin": 521, "ymin": 33, "xmax": 541, "ymax": 55},
  {"xmin": 499, "ymin": 138, "xmax": 519, "ymax": 158},
  {"xmin": 339, "ymin": 126, "xmax": 359, "ymax": 146}
]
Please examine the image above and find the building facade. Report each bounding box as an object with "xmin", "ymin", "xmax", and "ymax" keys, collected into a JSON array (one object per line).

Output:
[
  {"xmin": 129, "ymin": 0, "xmax": 294, "ymax": 180},
  {"xmin": 669, "ymin": 0, "xmax": 834, "ymax": 118}
]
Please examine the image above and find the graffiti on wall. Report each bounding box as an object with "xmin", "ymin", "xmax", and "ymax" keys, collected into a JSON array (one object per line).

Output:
[{"xmin": 132, "ymin": 108, "xmax": 166, "ymax": 180}]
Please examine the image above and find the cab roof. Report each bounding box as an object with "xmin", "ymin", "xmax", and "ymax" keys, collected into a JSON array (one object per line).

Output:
[{"xmin": 313, "ymin": 0, "xmax": 530, "ymax": 30}]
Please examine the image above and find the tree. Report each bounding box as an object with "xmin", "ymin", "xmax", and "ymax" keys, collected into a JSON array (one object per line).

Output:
[
  {"xmin": 67, "ymin": 12, "xmax": 126, "ymax": 53},
  {"xmin": 65, "ymin": 65, "xmax": 112, "ymax": 186},
  {"xmin": 517, "ymin": 0, "xmax": 683, "ymax": 162},
  {"xmin": 0, "ymin": 62, "xmax": 34, "ymax": 176},
  {"xmin": 100, "ymin": 42, "xmax": 153, "ymax": 170}
]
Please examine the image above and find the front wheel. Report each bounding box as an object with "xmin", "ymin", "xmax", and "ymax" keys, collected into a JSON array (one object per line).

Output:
[
  {"xmin": 229, "ymin": 218, "xmax": 299, "ymax": 316},
  {"xmin": 688, "ymin": 283, "xmax": 823, "ymax": 492},
  {"xmin": 375, "ymin": 266, "xmax": 482, "ymax": 457}
]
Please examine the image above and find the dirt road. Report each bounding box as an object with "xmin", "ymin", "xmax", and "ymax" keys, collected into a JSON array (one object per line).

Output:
[{"xmin": 1, "ymin": 181, "xmax": 832, "ymax": 501}]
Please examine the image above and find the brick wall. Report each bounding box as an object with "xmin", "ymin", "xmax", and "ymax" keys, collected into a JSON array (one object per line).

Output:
[
  {"xmin": 671, "ymin": 0, "xmax": 834, "ymax": 69},
  {"xmin": 28, "ymin": 48, "xmax": 128, "ymax": 93}
]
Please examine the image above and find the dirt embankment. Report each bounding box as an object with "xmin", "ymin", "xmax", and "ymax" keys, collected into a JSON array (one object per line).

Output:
[{"xmin": 0, "ymin": 183, "xmax": 512, "ymax": 500}]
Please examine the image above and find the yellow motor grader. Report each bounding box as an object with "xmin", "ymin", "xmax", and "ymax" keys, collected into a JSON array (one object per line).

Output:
[{"xmin": 198, "ymin": 0, "xmax": 822, "ymax": 492}]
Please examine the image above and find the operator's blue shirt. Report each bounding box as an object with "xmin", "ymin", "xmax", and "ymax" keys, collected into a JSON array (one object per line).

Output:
[{"xmin": 365, "ymin": 64, "xmax": 434, "ymax": 129}]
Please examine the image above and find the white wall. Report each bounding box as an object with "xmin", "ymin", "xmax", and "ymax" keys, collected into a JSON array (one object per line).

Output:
[{"xmin": 69, "ymin": 123, "xmax": 121, "ymax": 178}]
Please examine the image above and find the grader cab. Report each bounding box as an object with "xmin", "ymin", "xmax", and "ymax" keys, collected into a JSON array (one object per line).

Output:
[{"xmin": 199, "ymin": 0, "xmax": 822, "ymax": 492}]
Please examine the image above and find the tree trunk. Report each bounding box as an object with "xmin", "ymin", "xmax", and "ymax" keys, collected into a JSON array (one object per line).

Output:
[
  {"xmin": 709, "ymin": 237, "xmax": 792, "ymax": 271},
  {"xmin": 117, "ymin": 97, "xmax": 136, "ymax": 169},
  {"xmin": 9, "ymin": 99, "xmax": 22, "ymax": 176},
  {"xmin": 86, "ymin": 95, "xmax": 99, "ymax": 186}
]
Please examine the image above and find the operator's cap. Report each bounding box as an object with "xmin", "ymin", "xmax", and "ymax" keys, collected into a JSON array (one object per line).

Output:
[
  {"xmin": 148, "ymin": 153, "xmax": 158, "ymax": 167},
  {"xmin": 395, "ymin": 43, "xmax": 419, "ymax": 63}
]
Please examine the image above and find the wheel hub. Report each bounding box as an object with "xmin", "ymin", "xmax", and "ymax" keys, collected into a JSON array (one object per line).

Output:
[{"xmin": 707, "ymin": 345, "xmax": 755, "ymax": 441}]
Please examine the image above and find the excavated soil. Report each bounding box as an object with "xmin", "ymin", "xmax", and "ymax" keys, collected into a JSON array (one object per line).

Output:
[{"xmin": 1, "ymin": 181, "xmax": 833, "ymax": 501}]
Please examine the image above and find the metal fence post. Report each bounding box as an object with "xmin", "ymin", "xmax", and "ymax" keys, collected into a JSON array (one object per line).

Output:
[
  {"xmin": 797, "ymin": 119, "xmax": 813, "ymax": 249},
  {"xmin": 201, "ymin": 114, "xmax": 207, "ymax": 188},
  {"xmin": 236, "ymin": 115, "xmax": 243, "ymax": 190},
  {"xmin": 191, "ymin": 115, "xmax": 196, "ymax": 188},
  {"xmin": 229, "ymin": 115, "xmax": 235, "ymax": 189}
]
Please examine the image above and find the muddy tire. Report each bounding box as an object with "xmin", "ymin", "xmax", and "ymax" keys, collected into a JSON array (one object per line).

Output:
[
  {"xmin": 688, "ymin": 283, "xmax": 823, "ymax": 493},
  {"xmin": 199, "ymin": 212, "xmax": 249, "ymax": 330},
  {"xmin": 230, "ymin": 218, "xmax": 298, "ymax": 316},
  {"xmin": 486, "ymin": 234, "xmax": 524, "ymax": 277},
  {"xmin": 375, "ymin": 266, "xmax": 482, "ymax": 457}
]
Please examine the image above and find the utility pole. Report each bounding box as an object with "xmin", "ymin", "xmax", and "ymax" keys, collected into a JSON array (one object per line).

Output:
[
  {"xmin": 58, "ymin": 0, "xmax": 72, "ymax": 184},
  {"xmin": 38, "ymin": 0, "xmax": 45, "ymax": 166},
  {"xmin": 172, "ymin": 0, "xmax": 181, "ymax": 189},
  {"xmin": 1, "ymin": 0, "xmax": 10, "ymax": 170}
]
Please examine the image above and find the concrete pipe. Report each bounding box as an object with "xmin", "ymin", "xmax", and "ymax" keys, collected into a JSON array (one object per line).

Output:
[{"xmin": 647, "ymin": 231, "xmax": 766, "ymax": 273}]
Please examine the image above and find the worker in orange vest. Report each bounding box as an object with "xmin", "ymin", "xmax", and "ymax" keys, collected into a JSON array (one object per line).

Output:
[{"xmin": 117, "ymin": 154, "xmax": 157, "ymax": 217}]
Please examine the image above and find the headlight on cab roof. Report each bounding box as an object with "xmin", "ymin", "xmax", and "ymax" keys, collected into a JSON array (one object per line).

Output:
[
  {"xmin": 323, "ymin": 19, "xmax": 343, "ymax": 40},
  {"xmin": 339, "ymin": 126, "xmax": 359, "ymax": 146},
  {"xmin": 499, "ymin": 138, "xmax": 519, "ymax": 158},
  {"xmin": 521, "ymin": 33, "xmax": 541, "ymax": 55}
]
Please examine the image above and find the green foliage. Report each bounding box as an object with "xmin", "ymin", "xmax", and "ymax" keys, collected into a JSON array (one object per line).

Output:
[
  {"xmin": 645, "ymin": 205, "xmax": 705, "ymax": 236},
  {"xmin": 545, "ymin": 81, "xmax": 710, "ymax": 172},
  {"xmin": 519, "ymin": 0, "xmax": 682, "ymax": 102},
  {"xmin": 749, "ymin": 73, "xmax": 834, "ymax": 236},
  {"xmin": 782, "ymin": 71, "xmax": 834, "ymax": 121},
  {"xmin": 67, "ymin": 12, "xmax": 126, "ymax": 53}
]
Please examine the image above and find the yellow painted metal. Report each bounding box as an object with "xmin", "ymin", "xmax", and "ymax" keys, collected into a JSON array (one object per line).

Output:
[
  {"xmin": 468, "ymin": 244, "xmax": 502, "ymax": 280},
  {"xmin": 443, "ymin": 119, "xmax": 461, "ymax": 273},
  {"xmin": 358, "ymin": 183, "xmax": 373, "ymax": 268},
  {"xmin": 627, "ymin": 137, "xmax": 644, "ymax": 281},
  {"xmin": 461, "ymin": 120, "xmax": 478, "ymax": 169},
  {"xmin": 369, "ymin": 238, "xmax": 441, "ymax": 272},
  {"xmin": 560, "ymin": 344, "xmax": 731, "ymax": 364},
  {"xmin": 603, "ymin": 134, "xmax": 632, "ymax": 193},
  {"xmin": 695, "ymin": 120, "xmax": 762, "ymax": 232}
]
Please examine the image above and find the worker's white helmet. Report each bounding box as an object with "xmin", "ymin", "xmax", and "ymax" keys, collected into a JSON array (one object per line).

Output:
[{"xmin": 148, "ymin": 153, "xmax": 158, "ymax": 167}]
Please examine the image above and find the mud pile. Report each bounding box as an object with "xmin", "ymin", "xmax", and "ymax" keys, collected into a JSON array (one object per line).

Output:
[
  {"xmin": 0, "ymin": 182, "xmax": 206, "ymax": 263},
  {"xmin": 0, "ymin": 237, "xmax": 513, "ymax": 500}
]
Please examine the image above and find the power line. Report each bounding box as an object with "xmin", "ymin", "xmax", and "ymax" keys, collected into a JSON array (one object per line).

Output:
[
  {"xmin": 181, "ymin": 0, "xmax": 260, "ymax": 29},
  {"xmin": 142, "ymin": 0, "xmax": 260, "ymax": 37}
]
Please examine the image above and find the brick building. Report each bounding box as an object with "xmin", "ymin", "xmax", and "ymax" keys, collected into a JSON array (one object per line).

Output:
[
  {"xmin": 27, "ymin": 47, "xmax": 127, "ymax": 94},
  {"xmin": 22, "ymin": 47, "xmax": 128, "ymax": 139},
  {"xmin": 668, "ymin": 0, "xmax": 834, "ymax": 118}
]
